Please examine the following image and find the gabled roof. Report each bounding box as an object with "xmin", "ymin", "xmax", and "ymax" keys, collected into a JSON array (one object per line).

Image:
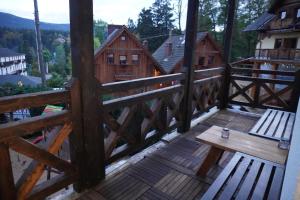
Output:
[
  {"xmin": 243, "ymin": 12, "xmax": 276, "ymax": 32},
  {"xmin": 0, "ymin": 75, "xmax": 41, "ymax": 86},
  {"xmin": 244, "ymin": 0, "xmax": 300, "ymax": 32},
  {"xmin": 153, "ymin": 32, "xmax": 221, "ymax": 74},
  {"xmin": 94, "ymin": 26, "xmax": 165, "ymax": 74},
  {"xmin": 0, "ymin": 48, "xmax": 24, "ymax": 58}
]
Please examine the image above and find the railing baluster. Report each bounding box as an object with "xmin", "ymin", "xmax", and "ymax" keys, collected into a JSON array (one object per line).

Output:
[{"xmin": 0, "ymin": 144, "xmax": 16, "ymax": 200}]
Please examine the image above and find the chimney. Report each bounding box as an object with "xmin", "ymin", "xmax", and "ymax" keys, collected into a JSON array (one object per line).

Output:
[
  {"xmin": 107, "ymin": 24, "xmax": 123, "ymax": 36},
  {"xmin": 142, "ymin": 40, "xmax": 149, "ymax": 50},
  {"xmin": 165, "ymin": 30, "xmax": 173, "ymax": 57}
]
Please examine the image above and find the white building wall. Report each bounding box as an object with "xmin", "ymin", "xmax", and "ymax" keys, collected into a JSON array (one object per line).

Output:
[
  {"xmin": 256, "ymin": 32, "xmax": 300, "ymax": 49},
  {"xmin": 0, "ymin": 55, "xmax": 27, "ymax": 75}
]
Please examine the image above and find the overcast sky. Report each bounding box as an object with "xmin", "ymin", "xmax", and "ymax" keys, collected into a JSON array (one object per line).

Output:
[{"xmin": 0, "ymin": 0, "xmax": 188, "ymax": 28}]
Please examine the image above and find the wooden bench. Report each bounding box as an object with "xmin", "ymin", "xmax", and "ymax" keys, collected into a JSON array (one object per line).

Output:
[
  {"xmin": 201, "ymin": 152, "xmax": 285, "ymax": 200},
  {"xmin": 249, "ymin": 109, "xmax": 295, "ymax": 140}
]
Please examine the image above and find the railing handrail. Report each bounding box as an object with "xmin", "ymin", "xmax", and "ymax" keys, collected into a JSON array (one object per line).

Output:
[
  {"xmin": 231, "ymin": 67, "xmax": 297, "ymax": 76},
  {"xmin": 100, "ymin": 73, "xmax": 185, "ymax": 94},
  {"xmin": 255, "ymin": 48, "xmax": 300, "ymax": 50},
  {"xmin": 0, "ymin": 89, "xmax": 70, "ymax": 113},
  {"xmin": 103, "ymin": 84, "xmax": 183, "ymax": 111}
]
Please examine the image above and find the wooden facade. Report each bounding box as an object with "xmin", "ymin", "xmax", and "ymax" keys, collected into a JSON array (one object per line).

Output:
[
  {"xmin": 94, "ymin": 26, "xmax": 162, "ymax": 83},
  {"xmin": 174, "ymin": 34, "xmax": 224, "ymax": 73},
  {"xmin": 153, "ymin": 32, "xmax": 224, "ymax": 75}
]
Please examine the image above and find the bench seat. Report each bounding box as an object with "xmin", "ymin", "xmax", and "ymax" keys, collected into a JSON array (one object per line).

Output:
[
  {"xmin": 249, "ymin": 109, "xmax": 295, "ymax": 140},
  {"xmin": 201, "ymin": 152, "xmax": 285, "ymax": 200}
]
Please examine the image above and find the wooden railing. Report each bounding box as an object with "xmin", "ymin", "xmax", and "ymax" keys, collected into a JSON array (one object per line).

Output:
[
  {"xmin": 0, "ymin": 67, "xmax": 224, "ymax": 199},
  {"xmin": 192, "ymin": 67, "xmax": 224, "ymax": 118},
  {"xmin": 255, "ymin": 49, "xmax": 300, "ymax": 60},
  {"xmin": 229, "ymin": 61, "xmax": 300, "ymax": 111},
  {"xmin": 269, "ymin": 18, "xmax": 295, "ymax": 30},
  {"xmin": 0, "ymin": 81, "xmax": 78, "ymax": 199},
  {"xmin": 99, "ymin": 67, "xmax": 223, "ymax": 163}
]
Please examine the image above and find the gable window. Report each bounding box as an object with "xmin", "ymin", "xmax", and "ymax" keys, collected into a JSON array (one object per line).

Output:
[
  {"xmin": 274, "ymin": 39, "xmax": 283, "ymax": 49},
  {"xmin": 198, "ymin": 57, "xmax": 205, "ymax": 66},
  {"xmin": 107, "ymin": 53, "xmax": 114, "ymax": 64},
  {"xmin": 132, "ymin": 54, "xmax": 139, "ymax": 65},
  {"xmin": 208, "ymin": 56, "xmax": 215, "ymax": 65},
  {"xmin": 119, "ymin": 55, "xmax": 127, "ymax": 65},
  {"xmin": 121, "ymin": 36, "xmax": 126, "ymax": 41},
  {"xmin": 280, "ymin": 11, "xmax": 287, "ymax": 20},
  {"xmin": 283, "ymin": 38, "xmax": 297, "ymax": 49}
]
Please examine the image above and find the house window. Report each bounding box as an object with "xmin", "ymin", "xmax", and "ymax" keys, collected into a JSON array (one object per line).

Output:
[
  {"xmin": 132, "ymin": 54, "xmax": 139, "ymax": 65},
  {"xmin": 208, "ymin": 56, "xmax": 215, "ymax": 65},
  {"xmin": 280, "ymin": 11, "xmax": 287, "ymax": 20},
  {"xmin": 198, "ymin": 57, "xmax": 205, "ymax": 65},
  {"xmin": 121, "ymin": 36, "xmax": 126, "ymax": 41},
  {"xmin": 274, "ymin": 39, "xmax": 283, "ymax": 49},
  {"xmin": 283, "ymin": 38, "xmax": 298, "ymax": 49},
  {"xmin": 297, "ymin": 8, "xmax": 300, "ymax": 18},
  {"xmin": 107, "ymin": 53, "xmax": 114, "ymax": 64},
  {"xmin": 119, "ymin": 55, "xmax": 127, "ymax": 65}
]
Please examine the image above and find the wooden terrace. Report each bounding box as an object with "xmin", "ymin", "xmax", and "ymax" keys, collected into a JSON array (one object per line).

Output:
[
  {"xmin": 78, "ymin": 109, "xmax": 259, "ymax": 200},
  {"xmin": 0, "ymin": 0, "xmax": 300, "ymax": 199}
]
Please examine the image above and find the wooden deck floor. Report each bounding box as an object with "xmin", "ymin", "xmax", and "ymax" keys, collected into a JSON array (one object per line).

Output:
[{"xmin": 77, "ymin": 109, "xmax": 259, "ymax": 200}]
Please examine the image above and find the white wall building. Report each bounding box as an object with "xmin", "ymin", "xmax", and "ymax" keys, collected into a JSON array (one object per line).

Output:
[{"xmin": 0, "ymin": 48, "xmax": 27, "ymax": 76}]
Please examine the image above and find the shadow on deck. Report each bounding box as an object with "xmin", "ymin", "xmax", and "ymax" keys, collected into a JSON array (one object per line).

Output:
[{"xmin": 77, "ymin": 110, "xmax": 259, "ymax": 200}]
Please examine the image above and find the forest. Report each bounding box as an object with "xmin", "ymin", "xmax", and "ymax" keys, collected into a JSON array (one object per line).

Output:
[{"xmin": 0, "ymin": 0, "xmax": 272, "ymax": 92}]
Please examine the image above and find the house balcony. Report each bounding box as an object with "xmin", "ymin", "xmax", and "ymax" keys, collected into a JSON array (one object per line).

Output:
[
  {"xmin": 255, "ymin": 48, "xmax": 300, "ymax": 61},
  {"xmin": 269, "ymin": 18, "xmax": 297, "ymax": 30},
  {"xmin": 0, "ymin": 62, "xmax": 299, "ymax": 199},
  {"xmin": 1, "ymin": 0, "xmax": 300, "ymax": 199}
]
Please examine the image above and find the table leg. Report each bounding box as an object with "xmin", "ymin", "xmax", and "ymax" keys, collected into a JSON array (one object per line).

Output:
[{"xmin": 196, "ymin": 146, "xmax": 224, "ymax": 177}]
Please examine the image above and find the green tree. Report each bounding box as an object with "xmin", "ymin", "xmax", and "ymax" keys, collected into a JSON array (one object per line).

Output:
[
  {"xmin": 47, "ymin": 72, "xmax": 65, "ymax": 88},
  {"xmin": 94, "ymin": 37, "xmax": 100, "ymax": 49},
  {"xmin": 136, "ymin": 8, "xmax": 157, "ymax": 52},
  {"xmin": 94, "ymin": 19, "xmax": 107, "ymax": 44}
]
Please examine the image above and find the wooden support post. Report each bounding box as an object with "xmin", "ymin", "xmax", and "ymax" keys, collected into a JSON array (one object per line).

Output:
[
  {"xmin": 220, "ymin": 0, "xmax": 236, "ymax": 109},
  {"xmin": 250, "ymin": 62, "xmax": 259, "ymax": 99},
  {"xmin": 290, "ymin": 70, "xmax": 300, "ymax": 112},
  {"xmin": 158, "ymin": 102, "xmax": 168, "ymax": 137},
  {"xmin": 69, "ymin": 0, "xmax": 105, "ymax": 190},
  {"xmin": 178, "ymin": 0, "xmax": 199, "ymax": 133},
  {"xmin": 0, "ymin": 144, "xmax": 16, "ymax": 200}
]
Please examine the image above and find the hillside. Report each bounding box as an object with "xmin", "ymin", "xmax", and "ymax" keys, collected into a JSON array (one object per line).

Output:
[{"xmin": 0, "ymin": 12, "xmax": 69, "ymax": 32}]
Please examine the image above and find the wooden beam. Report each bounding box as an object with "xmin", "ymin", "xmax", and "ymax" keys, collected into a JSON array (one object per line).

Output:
[
  {"xmin": 0, "ymin": 144, "xmax": 16, "ymax": 200},
  {"xmin": 178, "ymin": 0, "xmax": 199, "ymax": 133},
  {"xmin": 101, "ymin": 73, "xmax": 184, "ymax": 94},
  {"xmin": 0, "ymin": 90, "xmax": 70, "ymax": 113},
  {"xmin": 290, "ymin": 70, "xmax": 300, "ymax": 112},
  {"xmin": 220, "ymin": 0, "xmax": 236, "ymax": 109},
  {"xmin": 0, "ymin": 111, "xmax": 70, "ymax": 142},
  {"xmin": 69, "ymin": 0, "xmax": 105, "ymax": 190}
]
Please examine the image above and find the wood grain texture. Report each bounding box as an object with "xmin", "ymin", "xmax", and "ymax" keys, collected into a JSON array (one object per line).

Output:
[
  {"xmin": 196, "ymin": 125, "xmax": 288, "ymax": 164},
  {"xmin": 0, "ymin": 144, "xmax": 16, "ymax": 200},
  {"xmin": 250, "ymin": 109, "xmax": 295, "ymax": 140},
  {"xmin": 17, "ymin": 123, "xmax": 73, "ymax": 199},
  {"xmin": 0, "ymin": 90, "xmax": 70, "ymax": 113},
  {"xmin": 0, "ymin": 110, "xmax": 71, "ymax": 142}
]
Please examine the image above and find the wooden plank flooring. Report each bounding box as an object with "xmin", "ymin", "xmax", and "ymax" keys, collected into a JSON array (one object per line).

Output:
[{"xmin": 77, "ymin": 110, "xmax": 259, "ymax": 200}]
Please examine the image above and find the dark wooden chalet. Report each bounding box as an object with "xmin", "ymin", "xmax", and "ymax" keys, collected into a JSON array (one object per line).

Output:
[
  {"xmin": 244, "ymin": 0, "xmax": 300, "ymax": 62},
  {"xmin": 0, "ymin": 0, "xmax": 300, "ymax": 200},
  {"xmin": 94, "ymin": 26, "xmax": 163, "ymax": 83},
  {"xmin": 153, "ymin": 32, "xmax": 224, "ymax": 74}
]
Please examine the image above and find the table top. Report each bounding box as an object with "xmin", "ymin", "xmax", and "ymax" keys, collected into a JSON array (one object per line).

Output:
[{"xmin": 195, "ymin": 125, "xmax": 288, "ymax": 165}]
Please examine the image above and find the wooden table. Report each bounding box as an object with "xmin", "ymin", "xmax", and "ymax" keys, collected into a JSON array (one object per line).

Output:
[{"xmin": 195, "ymin": 125, "xmax": 288, "ymax": 176}]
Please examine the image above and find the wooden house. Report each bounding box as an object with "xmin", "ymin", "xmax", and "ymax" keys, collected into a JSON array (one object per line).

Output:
[
  {"xmin": 152, "ymin": 32, "xmax": 224, "ymax": 74},
  {"xmin": 244, "ymin": 0, "xmax": 300, "ymax": 63},
  {"xmin": 94, "ymin": 25, "xmax": 163, "ymax": 83}
]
